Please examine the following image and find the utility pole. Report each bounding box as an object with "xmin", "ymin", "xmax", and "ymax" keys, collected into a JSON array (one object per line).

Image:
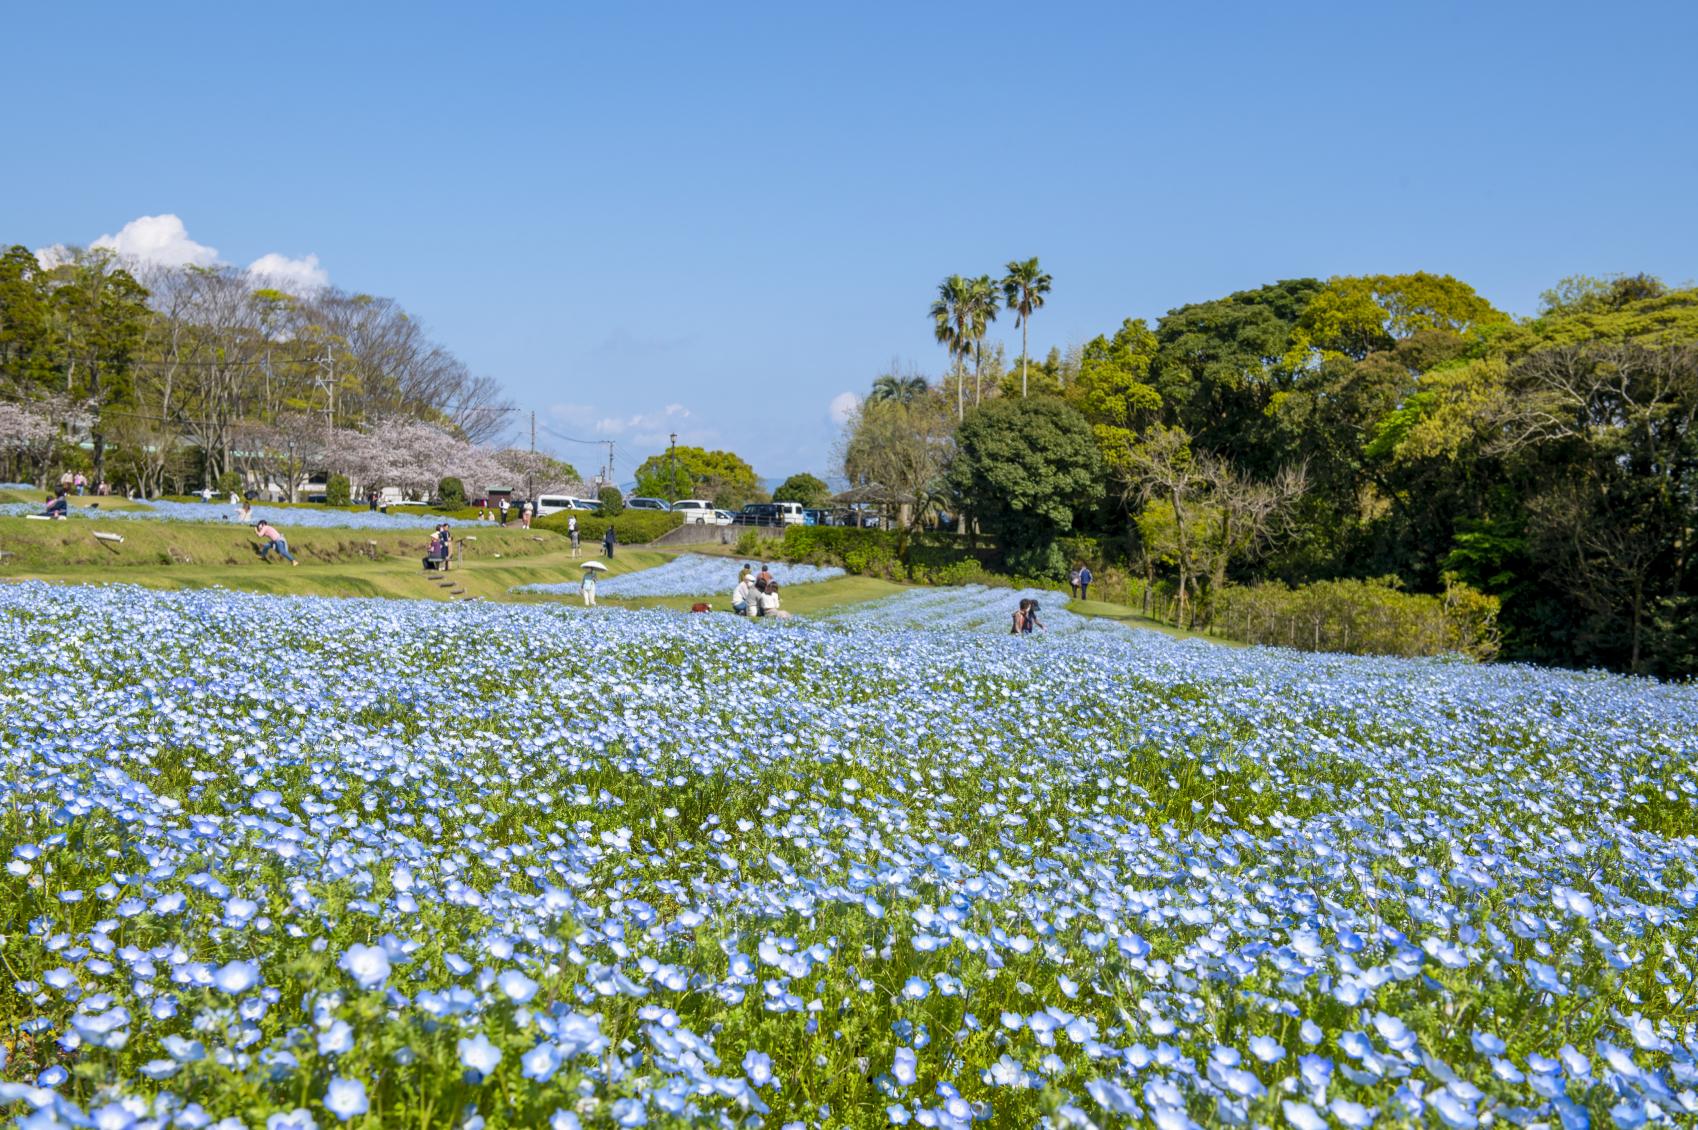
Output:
[
  {"xmin": 606, "ymin": 440, "xmax": 615, "ymax": 491},
  {"xmin": 527, "ymin": 410, "xmax": 536, "ymax": 503},
  {"xmin": 669, "ymin": 432, "xmax": 678, "ymax": 501}
]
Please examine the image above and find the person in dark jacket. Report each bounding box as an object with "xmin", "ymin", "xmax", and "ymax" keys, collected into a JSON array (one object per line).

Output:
[{"xmin": 602, "ymin": 525, "xmax": 616, "ymax": 559}]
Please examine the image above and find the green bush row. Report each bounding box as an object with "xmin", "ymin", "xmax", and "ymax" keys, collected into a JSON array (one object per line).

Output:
[
  {"xmin": 1211, "ymin": 576, "xmax": 1500, "ymax": 660},
  {"xmin": 533, "ymin": 510, "xmax": 683, "ymax": 544}
]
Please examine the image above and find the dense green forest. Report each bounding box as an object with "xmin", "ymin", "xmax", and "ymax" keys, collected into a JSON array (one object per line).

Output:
[{"xmin": 841, "ymin": 269, "xmax": 1697, "ymax": 677}]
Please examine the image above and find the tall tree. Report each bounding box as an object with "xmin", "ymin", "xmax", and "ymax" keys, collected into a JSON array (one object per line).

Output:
[
  {"xmin": 946, "ymin": 396, "xmax": 1103, "ymax": 576},
  {"xmin": 965, "ymin": 275, "xmax": 1000, "ymax": 408},
  {"xmin": 44, "ymin": 250, "xmax": 150, "ymax": 485},
  {"xmin": 1001, "ymin": 257, "xmax": 1052, "ymax": 398},
  {"xmin": 931, "ymin": 275, "xmax": 975, "ymax": 421}
]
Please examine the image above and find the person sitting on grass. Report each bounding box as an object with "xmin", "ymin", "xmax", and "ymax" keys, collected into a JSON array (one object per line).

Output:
[
  {"xmin": 732, "ymin": 575, "xmax": 754, "ymax": 616},
  {"xmin": 254, "ymin": 519, "xmax": 298, "ymax": 566},
  {"xmin": 758, "ymin": 581, "xmax": 789, "ymax": 619},
  {"xmin": 42, "ymin": 489, "xmax": 69, "ymax": 519}
]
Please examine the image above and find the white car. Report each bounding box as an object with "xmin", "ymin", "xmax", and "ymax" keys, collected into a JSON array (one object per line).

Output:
[
  {"xmin": 710, "ymin": 509, "xmax": 734, "ymax": 526},
  {"xmin": 672, "ymin": 499, "xmax": 717, "ymax": 524}
]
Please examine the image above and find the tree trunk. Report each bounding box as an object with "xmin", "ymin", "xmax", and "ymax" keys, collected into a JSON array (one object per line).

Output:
[{"xmin": 1021, "ymin": 320, "xmax": 1029, "ymax": 399}]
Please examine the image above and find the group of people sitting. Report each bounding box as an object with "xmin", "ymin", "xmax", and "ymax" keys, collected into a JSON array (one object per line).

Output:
[
  {"xmin": 423, "ymin": 523, "xmax": 454, "ymax": 571},
  {"xmin": 732, "ymin": 562, "xmax": 789, "ymax": 619}
]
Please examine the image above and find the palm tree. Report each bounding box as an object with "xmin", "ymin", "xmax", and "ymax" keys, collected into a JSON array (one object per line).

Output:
[
  {"xmin": 1001, "ymin": 257, "xmax": 1052, "ymax": 398},
  {"xmin": 964, "ymin": 275, "xmax": 1000, "ymax": 408},
  {"xmin": 930, "ymin": 275, "xmax": 975, "ymax": 421},
  {"xmin": 868, "ymin": 373, "xmax": 930, "ymax": 403}
]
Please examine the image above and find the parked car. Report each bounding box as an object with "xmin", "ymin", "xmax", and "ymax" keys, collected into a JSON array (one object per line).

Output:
[
  {"xmin": 733, "ymin": 503, "xmax": 785, "ymax": 526},
  {"xmin": 671, "ymin": 499, "xmax": 717, "ymax": 524},
  {"xmin": 802, "ymin": 509, "xmax": 825, "ymax": 526},
  {"xmin": 711, "ymin": 509, "xmax": 735, "ymax": 525},
  {"xmin": 534, "ymin": 495, "xmax": 577, "ymax": 517},
  {"xmin": 626, "ymin": 497, "xmax": 671, "ymax": 511},
  {"xmin": 771, "ymin": 501, "xmax": 806, "ymax": 525}
]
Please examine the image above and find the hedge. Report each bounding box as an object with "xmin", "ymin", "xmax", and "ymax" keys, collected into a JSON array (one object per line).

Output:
[
  {"xmin": 1212, "ymin": 576, "xmax": 1500, "ymax": 660},
  {"xmin": 533, "ymin": 510, "xmax": 683, "ymax": 544}
]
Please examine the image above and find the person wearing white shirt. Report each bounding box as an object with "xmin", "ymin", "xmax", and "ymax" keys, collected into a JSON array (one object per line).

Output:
[
  {"xmin": 758, "ymin": 583, "xmax": 788, "ymax": 619},
  {"xmin": 732, "ymin": 577, "xmax": 753, "ymax": 616}
]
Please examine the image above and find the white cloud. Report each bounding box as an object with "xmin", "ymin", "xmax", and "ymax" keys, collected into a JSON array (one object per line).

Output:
[
  {"xmin": 829, "ymin": 391, "xmax": 861, "ymax": 425},
  {"xmin": 34, "ymin": 214, "xmax": 330, "ymax": 292},
  {"xmin": 247, "ymin": 252, "xmax": 329, "ymax": 294},
  {"xmin": 91, "ymin": 214, "xmax": 219, "ymax": 268},
  {"xmin": 595, "ymin": 404, "xmax": 691, "ymax": 436}
]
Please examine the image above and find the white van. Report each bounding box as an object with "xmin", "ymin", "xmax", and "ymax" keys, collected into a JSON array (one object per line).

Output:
[
  {"xmin": 535, "ymin": 495, "xmax": 577, "ymax": 517},
  {"xmin": 672, "ymin": 499, "xmax": 716, "ymax": 524},
  {"xmin": 773, "ymin": 501, "xmax": 806, "ymax": 525}
]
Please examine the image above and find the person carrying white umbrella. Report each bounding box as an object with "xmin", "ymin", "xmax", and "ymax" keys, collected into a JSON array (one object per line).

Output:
[{"xmin": 579, "ymin": 560, "xmax": 606, "ymax": 606}]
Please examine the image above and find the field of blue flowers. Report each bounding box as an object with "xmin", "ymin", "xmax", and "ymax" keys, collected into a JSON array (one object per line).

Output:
[
  {"xmin": 2, "ymin": 581, "xmax": 1696, "ymax": 1130},
  {"xmin": 515, "ymin": 556, "xmax": 846, "ymax": 599}
]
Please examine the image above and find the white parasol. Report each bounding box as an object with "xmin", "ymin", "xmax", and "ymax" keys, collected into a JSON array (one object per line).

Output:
[{"xmin": 580, "ymin": 560, "xmax": 608, "ymax": 571}]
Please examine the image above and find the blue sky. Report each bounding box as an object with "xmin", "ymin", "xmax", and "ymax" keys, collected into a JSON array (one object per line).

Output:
[{"xmin": 5, "ymin": 2, "xmax": 1695, "ymax": 480}]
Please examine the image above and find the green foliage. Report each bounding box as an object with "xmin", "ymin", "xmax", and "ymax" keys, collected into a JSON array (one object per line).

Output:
[
  {"xmin": 1213, "ymin": 576, "xmax": 1500, "ymax": 659},
  {"xmin": 597, "ymin": 485, "xmax": 624, "ymax": 515},
  {"xmin": 437, "ymin": 476, "xmax": 466, "ymax": 508},
  {"xmin": 325, "ymin": 473, "xmax": 351, "ymax": 507},
  {"xmin": 947, "ymin": 397, "xmax": 1104, "ymax": 577},
  {"xmin": 734, "ymin": 529, "xmax": 764, "ymax": 557},
  {"xmin": 632, "ymin": 445, "xmax": 759, "ymax": 508},
  {"xmin": 772, "ymin": 472, "xmax": 829, "ymax": 508},
  {"xmin": 778, "ymin": 526, "xmax": 903, "ymax": 578},
  {"xmin": 216, "ymin": 470, "xmax": 243, "ymax": 497},
  {"xmin": 533, "ymin": 510, "xmax": 681, "ymax": 544}
]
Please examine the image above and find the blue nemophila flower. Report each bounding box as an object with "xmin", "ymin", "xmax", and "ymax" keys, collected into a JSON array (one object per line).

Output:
[
  {"xmin": 743, "ymin": 1049, "xmax": 773, "ymax": 1087},
  {"xmin": 323, "ymin": 1076, "xmax": 369, "ymax": 1122},
  {"xmin": 338, "ymin": 945, "xmax": 390, "ymax": 990},
  {"xmin": 893, "ymin": 1047, "xmax": 918, "ymax": 1086},
  {"xmin": 212, "ymin": 960, "xmax": 259, "ymax": 995},
  {"xmin": 457, "ymin": 1034, "xmax": 502, "ymax": 1077},
  {"xmin": 497, "ymin": 970, "xmax": 538, "ymax": 1003},
  {"xmin": 520, "ymin": 1042, "xmax": 561, "ymax": 1082}
]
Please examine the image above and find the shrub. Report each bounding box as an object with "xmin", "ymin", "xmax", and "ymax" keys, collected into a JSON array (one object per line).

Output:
[
  {"xmin": 1212, "ymin": 576, "xmax": 1500, "ymax": 659},
  {"xmin": 325, "ymin": 474, "xmax": 351, "ymax": 507},
  {"xmin": 533, "ymin": 510, "xmax": 681, "ymax": 544},
  {"xmin": 216, "ymin": 471, "xmax": 243, "ymax": 498},
  {"xmin": 777, "ymin": 527, "xmax": 903, "ymax": 578},
  {"xmin": 734, "ymin": 530, "xmax": 763, "ymax": 557},
  {"xmin": 437, "ymin": 477, "xmax": 466, "ymax": 509},
  {"xmin": 598, "ymin": 486, "xmax": 625, "ymax": 515}
]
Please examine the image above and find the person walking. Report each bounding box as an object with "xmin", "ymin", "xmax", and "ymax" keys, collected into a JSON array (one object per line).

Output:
[
  {"xmin": 602, "ymin": 525, "xmax": 616, "ymax": 559},
  {"xmin": 254, "ymin": 520, "xmax": 298, "ymax": 565},
  {"xmin": 567, "ymin": 515, "xmax": 580, "ymax": 557},
  {"xmin": 580, "ymin": 569, "xmax": 597, "ymax": 607},
  {"xmin": 499, "ymin": 497, "xmax": 510, "ymax": 525},
  {"xmin": 520, "ymin": 500, "xmax": 533, "ymax": 529},
  {"xmin": 1068, "ymin": 565, "xmax": 1082, "ymax": 599},
  {"xmin": 59, "ymin": 470, "xmax": 74, "ymax": 494},
  {"xmin": 1077, "ymin": 564, "xmax": 1093, "ymax": 602},
  {"xmin": 73, "ymin": 472, "xmax": 87, "ymax": 496}
]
